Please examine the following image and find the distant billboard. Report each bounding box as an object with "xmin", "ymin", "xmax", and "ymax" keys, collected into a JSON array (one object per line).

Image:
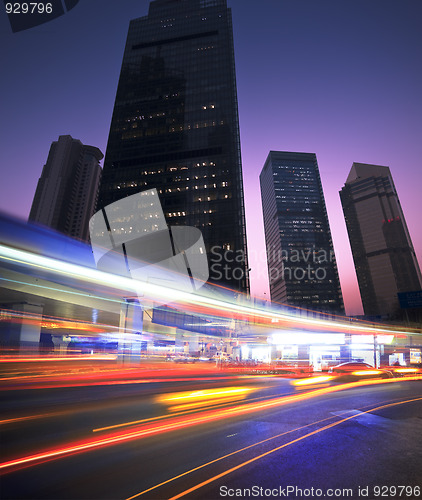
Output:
[
  {"xmin": 398, "ymin": 290, "xmax": 422, "ymax": 309},
  {"xmin": 410, "ymin": 349, "xmax": 422, "ymax": 364}
]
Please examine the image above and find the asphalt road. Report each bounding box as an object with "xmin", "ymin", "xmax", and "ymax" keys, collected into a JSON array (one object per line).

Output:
[{"xmin": 1, "ymin": 370, "xmax": 421, "ymax": 500}]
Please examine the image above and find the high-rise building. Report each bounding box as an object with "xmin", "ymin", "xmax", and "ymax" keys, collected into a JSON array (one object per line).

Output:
[
  {"xmin": 340, "ymin": 162, "xmax": 422, "ymax": 317},
  {"xmin": 97, "ymin": 0, "xmax": 249, "ymax": 293},
  {"xmin": 260, "ymin": 151, "xmax": 344, "ymax": 312},
  {"xmin": 29, "ymin": 135, "xmax": 103, "ymax": 241}
]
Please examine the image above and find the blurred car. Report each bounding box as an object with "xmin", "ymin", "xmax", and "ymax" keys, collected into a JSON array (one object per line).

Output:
[
  {"xmin": 328, "ymin": 362, "xmax": 393, "ymax": 381},
  {"xmin": 197, "ymin": 355, "xmax": 214, "ymax": 362},
  {"xmin": 167, "ymin": 354, "xmax": 197, "ymax": 363},
  {"xmin": 387, "ymin": 366, "xmax": 422, "ymax": 378},
  {"xmin": 328, "ymin": 362, "xmax": 372, "ymax": 373},
  {"xmin": 212, "ymin": 352, "xmax": 232, "ymax": 362}
]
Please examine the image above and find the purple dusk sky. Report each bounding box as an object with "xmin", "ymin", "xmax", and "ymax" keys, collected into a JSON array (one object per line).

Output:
[{"xmin": 1, "ymin": 0, "xmax": 421, "ymax": 316}]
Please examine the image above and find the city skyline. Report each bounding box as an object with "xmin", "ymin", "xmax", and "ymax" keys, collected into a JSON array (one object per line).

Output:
[{"xmin": 1, "ymin": 0, "xmax": 421, "ymax": 315}]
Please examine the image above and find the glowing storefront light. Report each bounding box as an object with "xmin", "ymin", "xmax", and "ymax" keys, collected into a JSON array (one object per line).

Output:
[{"xmin": 270, "ymin": 332, "xmax": 345, "ymax": 345}]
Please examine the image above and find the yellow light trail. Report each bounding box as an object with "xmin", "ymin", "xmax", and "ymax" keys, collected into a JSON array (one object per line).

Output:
[
  {"xmin": 2, "ymin": 381, "xmax": 261, "ymax": 431},
  {"xmin": 93, "ymin": 391, "xmax": 290, "ymax": 433},
  {"xmin": 292, "ymin": 375, "xmax": 333, "ymax": 386},
  {"xmin": 1, "ymin": 376, "xmax": 421, "ymax": 474},
  {"xmin": 161, "ymin": 387, "xmax": 256, "ymax": 412},
  {"xmin": 160, "ymin": 387, "xmax": 252, "ymax": 402},
  {"xmin": 352, "ymin": 370, "xmax": 384, "ymax": 376},
  {"xmin": 0, "ymin": 412, "xmax": 64, "ymax": 426}
]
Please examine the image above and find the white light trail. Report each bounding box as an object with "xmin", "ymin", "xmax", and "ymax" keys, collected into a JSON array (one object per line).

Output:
[{"xmin": 0, "ymin": 243, "xmax": 414, "ymax": 337}]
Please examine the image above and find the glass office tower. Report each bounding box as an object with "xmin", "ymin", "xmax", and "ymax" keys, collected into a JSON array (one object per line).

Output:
[
  {"xmin": 340, "ymin": 163, "xmax": 422, "ymax": 317},
  {"xmin": 260, "ymin": 151, "xmax": 344, "ymax": 312},
  {"xmin": 98, "ymin": 0, "xmax": 249, "ymax": 293}
]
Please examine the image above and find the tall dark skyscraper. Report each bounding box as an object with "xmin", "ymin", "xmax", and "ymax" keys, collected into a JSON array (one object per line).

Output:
[
  {"xmin": 98, "ymin": 0, "xmax": 249, "ymax": 293},
  {"xmin": 340, "ymin": 163, "xmax": 422, "ymax": 317},
  {"xmin": 29, "ymin": 135, "xmax": 103, "ymax": 241},
  {"xmin": 260, "ymin": 151, "xmax": 344, "ymax": 312}
]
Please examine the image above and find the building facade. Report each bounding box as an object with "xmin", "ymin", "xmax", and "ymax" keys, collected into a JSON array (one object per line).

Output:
[
  {"xmin": 340, "ymin": 162, "xmax": 422, "ymax": 317},
  {"xmin": 29, "ymin": 135, "xmax": 103, "ymax": 241},
  {"xmin": 97, "ymin": 0, "xmax": 249, "ymax": 293},
  {"xmin": 260, "ymin": 151, "xmax": 344, "ymax": 312}
]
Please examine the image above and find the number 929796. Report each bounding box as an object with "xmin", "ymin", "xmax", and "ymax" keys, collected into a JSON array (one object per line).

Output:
[{"xmin": 5, "ymin": 3, "xmax": 53, "ymax": 15}]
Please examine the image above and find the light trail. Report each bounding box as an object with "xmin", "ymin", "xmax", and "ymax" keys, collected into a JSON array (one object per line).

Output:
[
  {"xmin": 158, "ymin": 387, "xmax": 256, "ymax": 412},
  {"xmin": 0, "ymin": 243, "xmax": 413, "ymax": 336},
  {"xmin": 1, "ymin": 376, "xmax": 421, "ymax": 473},
  {"xmin": 0, "ymin": 365, "xmax": 133, "ymax": 382},
  {"xmin": 166, "ymin": 397, "xmax": 422, "ymax": 500},
  {"xmin": 0, "ymin": 371, "xmax": 259, "ymax": 391},
  {"xmin": 292, "ymin": 375, "xmax": 334, "ymax": 386},
  {"xmin": 0, "ymin": 276, "xmax": 122, "ymax": 305},
  {"xmin": 352, "ymin": 369, "xmax": 384, "ymax": 376},
  {"xmin": 93, "ymin": 391, "xmax": 290, "ymax": 433},
  {"xmin": 394, "ymin": 368, "xmax": 420, "ymax": 374},
  {"xmin": 0, "ymin": 411, "xmax": 65, "ymax": 426},
  {"xmin": 0, "ymin": 355, "xmax": 116, "ymax": 363},
  {"xmin": 2, "ymin": 382, "xmax": 266, "ymax": 430}
]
